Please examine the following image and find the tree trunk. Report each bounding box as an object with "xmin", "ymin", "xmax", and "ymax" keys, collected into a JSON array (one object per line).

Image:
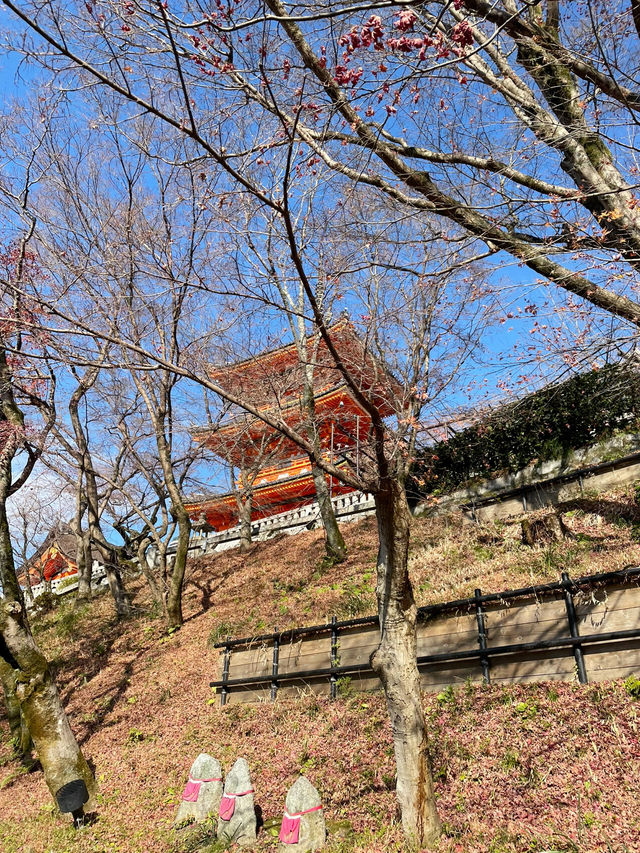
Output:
[
  {"xmin": 237, "ymin": 492, "xmax": 253, "ymax": 552},
  {"xmin": 0, "ymin": 496, "xmax": 23, "ymax": 605},
  {"xmin": 95, "ymin": 541, "xmax": 131, "ymax": 618},
  {"xmin": 103, "ymin": 559, "xmax": 130, "ymax": 618},
  {"xmin": 370, "ymin": 480, "xmax": 441, "ymax": 848},
  {"xmin": 74, "ymin": 530, "xmax": 92, "ymax": 604},
  {"xmin": 74, "ymin": 475, "xmax": 92, "ymax": 604},
  {"xmin": 165, "ymin": 512, "xmax": 191, "ymax": 631},
  {"xmin": 0, "ymin": 599, "xmax": 96, "ymax": 809},
  {"xmin": 0, "ymin": 654, "xmax": 33, "ymax": 764},
  {"xmin": 0, "ymin": 485, "xmax": 95, "ymax": 812},
  {"xmin": 137, "ymin": 541, "xmax": 167, "ymax": 618},
  {"xmin": 21, "ymin": 552, "xmax": 34, "ymax": 606},
  {"xmin": 311, "ymin": 460, "xmax": 347, "ymax": 563}
]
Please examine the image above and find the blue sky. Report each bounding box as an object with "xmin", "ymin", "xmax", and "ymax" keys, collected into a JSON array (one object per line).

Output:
[{"xmin": 0, "ymin": 2, "xmax": 636, "ymax": 557}]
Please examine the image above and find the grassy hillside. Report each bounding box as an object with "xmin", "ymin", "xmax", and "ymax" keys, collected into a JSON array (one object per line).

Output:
[{"xmin": 1, "ymin": 487, "xmax": 640, "ymax": 853}]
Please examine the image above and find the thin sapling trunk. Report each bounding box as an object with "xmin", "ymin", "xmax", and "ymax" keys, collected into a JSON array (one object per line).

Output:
[{"xmin": 310, "ymin": 459, "xmax": 346, "ymax": 563}]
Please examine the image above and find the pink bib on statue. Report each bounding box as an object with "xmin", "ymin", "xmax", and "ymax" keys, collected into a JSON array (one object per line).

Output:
[
  {"xmin": 279, "ymin": 805, "xmax": 323, "ymax": 844},
  {"xmin": 219, "ymin": 795, "xmax": 235, "ymax": 820},
  {"xmin": 279, "ymin": 813, "xmax": 301, "ymax": 844},
  {"xmin": 219, "ymin": 789, "xmax": 254, "ymax": 821},
  {"xmin": 182, "ymin": 777, "xmax": 221, "ymax": 803}
]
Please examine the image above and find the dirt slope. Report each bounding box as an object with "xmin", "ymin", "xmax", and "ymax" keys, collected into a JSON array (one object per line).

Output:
[{"xmin": 1, "ymin": 488, "xmax": 639, "ymax": 852}]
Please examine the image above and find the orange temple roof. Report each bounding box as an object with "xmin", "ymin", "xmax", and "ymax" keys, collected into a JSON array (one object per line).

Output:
[
  {"xmin": 198, "ymin": 321, "xmax": 400, "ymax": 468},
  {"xmin": 195, "ymin": 385, "xmax": 378, "ymax": 467},
  {"xmin": 208, "ymin": 319, "xmax": 402, "ymax": 414}
]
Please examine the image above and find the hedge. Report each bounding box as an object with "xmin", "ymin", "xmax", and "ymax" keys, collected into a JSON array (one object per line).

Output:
[{"xmin": 407, "ymin": 363, "xmax": 640, "ymax": 502}]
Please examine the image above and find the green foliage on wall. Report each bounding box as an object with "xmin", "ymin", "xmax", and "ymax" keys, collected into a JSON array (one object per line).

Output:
[{"xmin": 408, "ymin": 364, "xmax": 640, "ymax": 502}]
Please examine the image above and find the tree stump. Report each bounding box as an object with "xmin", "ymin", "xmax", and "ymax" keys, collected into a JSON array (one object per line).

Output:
[{"xmin": 521, "ymin": 512, "xmax": 573, "ymax": 547}]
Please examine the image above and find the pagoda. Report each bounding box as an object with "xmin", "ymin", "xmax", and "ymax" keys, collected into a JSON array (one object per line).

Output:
[{"xmin": 185, "ymin": 320, "xmax": 399, "ymax": 532}]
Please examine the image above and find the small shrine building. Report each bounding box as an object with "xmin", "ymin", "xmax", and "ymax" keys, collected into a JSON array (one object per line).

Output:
[
  {"xmin": 18, "ymin": 525, "xmax": 98, "ymax": 590},
  {"xmin": 185, "ymin": 321, "xmax": 398, "ymax": 532}
]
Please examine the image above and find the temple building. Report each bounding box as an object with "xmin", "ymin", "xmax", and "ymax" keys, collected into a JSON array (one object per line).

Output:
[
  {"xmin": 185, "ymin": 321, "xmax": 399, "ymax": 532},
  {"xmin": 17, "ymin": 525, "xmax": 100, "ymax": 592}
]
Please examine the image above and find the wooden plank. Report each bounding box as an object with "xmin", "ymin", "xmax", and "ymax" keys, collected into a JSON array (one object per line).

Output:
[
  {"xmin": 584, "ymin": 640, "xmax": 640, "ymax": 682},
  {"xmin": 576, "ymin": 584, "xmax": 640, "ymax": 610},
  {"xmin": 416, "ymin": 631, "xmax": 478, "ymax": 656},
  {"xmin": 278, "ymin": 678, "xmax": 331, "ymax": 699},
  {"xmin": 418, "ymin": 613, "xmax": 477, "ymax": 638},
  {"xmin": 344, "ymin": 673, "xmax": 381, "ymax": 693},
  {"xmin": 584, "ymin": 463, "xmax": 640, "ymax": 491},
  {"xmin": 278, "ymin": 636, "xmax": 331, "ymax": 672},
  {"xmin": 338, "ymin": 627, "xmax": 379, "ymax": 649},
  {"xmin": 418, "ymin": 661, "xmax": 480, "ymax": 688},
  {"xmin": 226, "ymin": 686, "xmax": 271, "ymax": 705},
  {"xmin": 228, "ymin": 645, "xmax": 271, "ymax": 679},
  {"xmin": 580, "ymin": 607, "xmax": 640, "ymax": 633},
  {"xmin": 338, "ymin": 628, "xmax": 379, "ymax": 666},
  {"xmin": 476, "ymin": 497, "xmax": 524, "ymax": 521},
  {"xmin": 576, "ymin": 586, "xmax": 640, "ymax": 633},
  {"xmin": 485, "ymin": 599, "xmax": 568, "ymax": 644},
  {"xmin": 490, "ymin": 649, "xmax": 575, "ymax": 684}
]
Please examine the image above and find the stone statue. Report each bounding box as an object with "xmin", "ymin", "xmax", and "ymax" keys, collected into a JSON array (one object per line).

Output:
[
  {"xmin": 217, "ymin": 757, "xmax": 257, "ymax": 846},
  {"xmin": 175, "ymin": 753, "xmax": 223, "ymax": 825},
  {"xmin": 278, "ymin": 776, "xmax": 325, "ymax": 851}
]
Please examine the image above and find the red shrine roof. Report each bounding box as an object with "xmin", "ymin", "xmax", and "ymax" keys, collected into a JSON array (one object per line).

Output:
[
  {"xmin": 197, "ymin": 320, "xmax": 401, "ymax": 467},
  {"xmin": 17, "ymin": 525, "xmax": 101, "ymax": 586},
  {"xmin": 208, "ymin": 319, "xmax": 401, "ymax": 414}
]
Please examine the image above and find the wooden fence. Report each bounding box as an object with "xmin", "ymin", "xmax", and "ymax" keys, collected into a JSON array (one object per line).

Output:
[{"xmin": 210, "ymin": 566, "xmax": 640, "ymax": 705}]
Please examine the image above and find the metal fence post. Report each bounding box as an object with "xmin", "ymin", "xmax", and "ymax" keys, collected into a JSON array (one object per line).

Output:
[
  {"xmin": 330, "ymin": 616, "xmax": 339, "ymax": 699},
  {"xmin": 221, "ymin": 642, "xmax": 231, "ymax": 707},
  {"xmin": 474, "ymin": 588, "xmax": 490, "ymax": 683},
  {"xmin": 562, "ymin": 571, "xmax": 588, "ymax": 684},
  {"xmin": 271, "ymin": 629, "xmax": 280, "ymax": 701}
]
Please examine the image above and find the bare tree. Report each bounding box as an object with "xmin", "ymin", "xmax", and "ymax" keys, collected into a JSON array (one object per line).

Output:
[
  {"xmin": 41, "ymin": 357, "xmax": 133, "ymax": 614},
  {"xmin": 223, "ymin": 212, "xmax": 348, "ymax": 561},
  {"xmin": 0, "ymin": 246, "xmax": 95, "ymax": 810}
]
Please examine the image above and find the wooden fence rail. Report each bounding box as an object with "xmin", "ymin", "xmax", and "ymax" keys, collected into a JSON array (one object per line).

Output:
[{"xmin": 210, "ymin": 566, "xmax": 640, "ymax": 705}]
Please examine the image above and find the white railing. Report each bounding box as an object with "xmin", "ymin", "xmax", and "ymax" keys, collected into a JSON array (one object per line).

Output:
[
  {"xmin": 27, "ymin": 560, "xmax": 108, "ymax": 602},
  {"xmin": 184, "ymin": 490, "xmax": 376, "ymax": 558}
]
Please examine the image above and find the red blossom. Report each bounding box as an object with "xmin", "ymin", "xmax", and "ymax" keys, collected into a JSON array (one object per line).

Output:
[
  {"xmin": 451, "ymin": 20, "xmax": 474, "ymax": 48},
  {"xmin": 333, "ymin": 64, "xmax": 363, "ymax": 88},
  {"xmin": 338, "ymin": 15, "xmax": 385, "ymax": 53},
  {"xmin": 393, "ymin": 9, "xmax": 417, "ymax": 32}
]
